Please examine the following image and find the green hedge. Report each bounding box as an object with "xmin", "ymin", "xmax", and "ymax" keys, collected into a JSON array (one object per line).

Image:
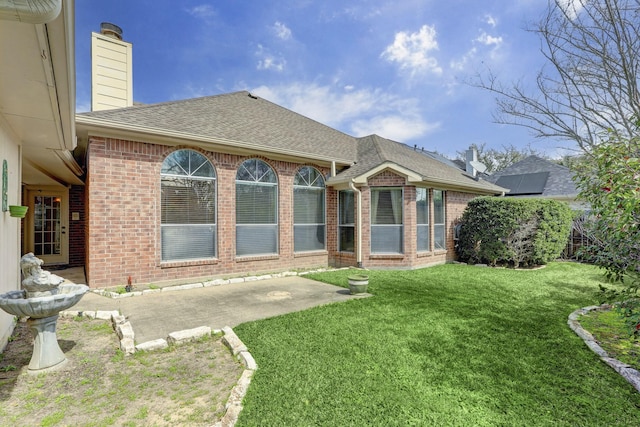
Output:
[{"xmin": 457, "ymin": 197, "xmax": 573, "ymax": 267}]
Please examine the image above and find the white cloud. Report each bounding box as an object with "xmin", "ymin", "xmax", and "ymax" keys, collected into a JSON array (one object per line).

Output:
[
  {"xmin": 558, "ymin": 0, "xmax": 584, "ymax": 20},
  {"xmin": 255, "ymin": 44, "xmax": 286, "ymax": 72},
  {"xmin": 273, "ymin": 21, "xmax": 292, "ymax": 40},
  {"xmin": 450, "ymin": 47, "xmax": 477, "ymax": 72},
  {"xmin": 351, "ymin": 115, "xmax": 441, "ymax": 141},
  {"xmin": 257, "ymin": 56, "xmax": 286, "ymax": 71},
  {"xmin": 485, "ymin": 14, "xmax": 498, "ymax": 28},
  {"xmin": 476, "ymin": 31, "xmax": 503, "ymax": 47},
  {"xmin": 251, "ymin": 83, "xmax": 438, "ymax": 141},
  {"xmin": 381, "ymin": 25, "xmax": 443, "ymax": 76},
  {"xmin": 186, "ymin": 5, "xmax": 217, "ymax": 20},
  {"xmin": 450, "ymin": 29, "xmax": 503, "ymax": 72}
]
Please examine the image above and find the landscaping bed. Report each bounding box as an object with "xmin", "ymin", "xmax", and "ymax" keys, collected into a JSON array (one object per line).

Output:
[{"xmin": 0, "ymin": 317, "xmax": 243, "ymax": 426}]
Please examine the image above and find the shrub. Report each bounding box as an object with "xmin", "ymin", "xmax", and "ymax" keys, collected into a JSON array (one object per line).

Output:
[
  {"xmin": 574, "ymin": 135, "xmax": 640, "ymax": 334},
  {"xmin": 457, "ymin": 197, "xmax": 573, "ymax": 267}
]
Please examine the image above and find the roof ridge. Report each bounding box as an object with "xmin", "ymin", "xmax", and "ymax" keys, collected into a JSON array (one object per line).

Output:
[{"xmin": 78, "ymin": 91, "xmax": 251, "ymax": 116}]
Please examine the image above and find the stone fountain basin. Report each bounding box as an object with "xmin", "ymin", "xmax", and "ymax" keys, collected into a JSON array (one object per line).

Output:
[{"xmin": 0, "ymin": 284, "xmax": 89, "ymax": 318}]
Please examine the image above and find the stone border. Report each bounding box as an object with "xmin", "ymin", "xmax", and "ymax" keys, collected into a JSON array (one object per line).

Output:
[
  {"xmin": 60, "ymin": 309, "xmax": 256, "ymax": 427},
  {"xmin": 568, "ymin": 304, "xmax": 640, "ymax": 392},
  {"xmin": 91, "ymin": 268, "xmax": 349, "ymax": 299}
]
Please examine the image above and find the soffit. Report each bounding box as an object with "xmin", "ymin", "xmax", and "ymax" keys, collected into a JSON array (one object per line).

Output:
[{"xmin": 0, "ymin": 3, "xmax": 79, "ymax": 186}]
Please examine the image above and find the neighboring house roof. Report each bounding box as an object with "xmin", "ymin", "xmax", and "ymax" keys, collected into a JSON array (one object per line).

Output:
[
  {"xmin": 76, "ymin": 92, "xmax": 506, "ymax": 195},
  {"xmin": 485, "ymin": 155, "xmax": 578, "ymax": 198},
  {"xmin": 328, "ymin": 134, "xmax": 506, "ymax": 195},
  {"xmin": 76, "ymin": 91, "xmax": 357, "ymax": 165}
]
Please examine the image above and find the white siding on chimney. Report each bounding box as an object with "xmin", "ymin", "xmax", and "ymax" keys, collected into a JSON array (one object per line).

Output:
[{"xmin": 91, "ymin": 32, "xmax": 133, "ymax": 111}]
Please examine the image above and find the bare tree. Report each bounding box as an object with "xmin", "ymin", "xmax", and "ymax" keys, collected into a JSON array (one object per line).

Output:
[{"xmin": 474, "ymin": 0, "xmax": 640, "ymax": 152}]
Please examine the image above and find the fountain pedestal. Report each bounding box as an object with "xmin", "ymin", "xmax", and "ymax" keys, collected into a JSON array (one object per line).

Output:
[
  {"xmin": 27, "ymin": 314, "xmax": 66, "ymax": 370},
  {"xmin": 0, "ymin": 253, "xmax": 89, "ymax": 373}
]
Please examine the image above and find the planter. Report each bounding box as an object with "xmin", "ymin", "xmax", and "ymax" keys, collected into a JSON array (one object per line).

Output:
[
  {"xmin": 9, "ymin": 205, "xmax": 28, "ymax": 218},
  {"xmin": 348, "ymin": 275, "xmax": 369, "ymax": 294}
]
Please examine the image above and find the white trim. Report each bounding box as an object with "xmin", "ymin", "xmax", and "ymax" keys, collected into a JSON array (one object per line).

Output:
[
  {"xmin": 352, "ymin": 162, "xmax": 422, "ymax": 184},
  {"xmin": 348, "ymin": 182, "xmax": 362, "ymax": 265}
]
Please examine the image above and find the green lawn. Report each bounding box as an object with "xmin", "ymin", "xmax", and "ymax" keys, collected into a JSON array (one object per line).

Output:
[{"xmin": 234, "ymin": 262, "xmax": 640, "ymax": 426}]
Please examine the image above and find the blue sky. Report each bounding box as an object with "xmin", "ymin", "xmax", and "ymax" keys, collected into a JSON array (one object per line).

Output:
[{"xmin": 75, "ymin": 0, "xmax": 574, "ymax": 159}]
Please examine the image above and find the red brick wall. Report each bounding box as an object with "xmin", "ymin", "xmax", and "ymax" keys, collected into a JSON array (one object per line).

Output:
[
  {"xmin": 444, "ymin": 191, "xmax": 478, "ymax": 254},
  {"xmin": 360, "ymin": 171, "xmax": 480, "ymax": 269},
  {"xmin": 85, "ymin": 138, "xmax": 483, "ymax": 287},
  {"xmin": 85, "ymin": 137, "xmax": 332, "ymax": 288}
]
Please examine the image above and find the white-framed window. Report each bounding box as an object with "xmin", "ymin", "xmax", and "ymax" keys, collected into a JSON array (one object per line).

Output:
[
  {"xmin": 433, "ymin": 189, "xmax": 446, "ymax": 250},
  {"xmin": 371, "ymin": 188, "xmax": 403, "ymax": 254},
  {"xmin": 338, "ymin": 190, "xmax": 355, "ymax": 252},
  {"xmin": 294, "ymin": 166, "xmax": 325, "ymax": 252},
  {"xmin": 161, "ymin": 149, "xmax": 216, "ymax": 261},
  {"xmin": 416, "ymin": 188, "xmax": 430, "ymax": 252},
  {"xmin": 236, "ymin": 159, "xmax": 278, "ymax": 256}
]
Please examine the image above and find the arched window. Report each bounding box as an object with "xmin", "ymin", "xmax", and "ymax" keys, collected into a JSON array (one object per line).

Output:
[
  {"xmin": 294, "ymin": 166, "xmax": 325, "ymax": 252},
  {"xmin": 161, "ymin": 150, "xmax": 216, "ymax": 261},
  {"xmin": 236, "ymin": 159, "xmax": 278, "ymax": 256}
]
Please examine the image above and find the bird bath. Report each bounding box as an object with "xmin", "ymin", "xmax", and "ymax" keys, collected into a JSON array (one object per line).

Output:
[{"xmin": 0, "ymin": 253, "xmax": 88, "ymax": 372}]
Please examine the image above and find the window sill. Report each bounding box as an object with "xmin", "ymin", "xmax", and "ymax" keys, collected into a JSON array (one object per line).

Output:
[
  {"xmin": 160, "ymin": 258, "xmax": 218, "ymax": 268},
  {"xmin": 369, "ymin": 254, "xmax": 405, "ymax": 260},
  {"xmin": 294, "ymin": 251, "xmax": 328, "ymax": 258},
  {"xmin": 235, "ymin": 254, "xmax": 279, "ymax": 263},
  {"xmin": 418, "ymin": 249, "xmax": 447, "ymax": 257}
]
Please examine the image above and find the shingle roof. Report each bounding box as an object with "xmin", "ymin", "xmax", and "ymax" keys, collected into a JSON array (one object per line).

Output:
[
  {"xmin": 77, "ymin": 91, "xmax": 357, "ymax": 163},
  {"xmin": 77, "ymin": 92, "xmax": 505, "ymax": 194},
  {"xmin": 330, "ymin": 135, "xmax": 505, "ymax": 194},
  {"xmin": 486, "ymin": 155, "xmax": 578, "ymax": 198}
]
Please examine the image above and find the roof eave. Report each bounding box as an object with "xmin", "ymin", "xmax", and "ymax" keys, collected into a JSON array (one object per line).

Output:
[{"xmin": 327, "ymin": 161, "xmax": 507, "ymax": 195}]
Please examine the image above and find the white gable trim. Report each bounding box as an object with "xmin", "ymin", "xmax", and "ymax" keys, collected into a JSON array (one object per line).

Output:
[{"xmin": 351, "ymin": 162, "xmax": 422, "ymax": 184}]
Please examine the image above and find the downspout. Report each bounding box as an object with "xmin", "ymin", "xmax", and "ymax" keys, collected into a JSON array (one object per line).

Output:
[
  {"xmin": 348, "ymin": 181, "xmax": 363, "ymax": 268},
  {"xmin": 0, "ymin": 0, "xmax": 62, "ymax": 24}
]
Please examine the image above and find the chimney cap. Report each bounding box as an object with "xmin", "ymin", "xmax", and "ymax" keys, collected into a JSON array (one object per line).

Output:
[{"xmin": 100, "ymin": 22, "xmax": 123, "ymax": 40}]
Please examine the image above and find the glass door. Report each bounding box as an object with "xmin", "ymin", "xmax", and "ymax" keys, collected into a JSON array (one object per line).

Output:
[{"xmin": 27, "ymin": 189, "xmax": 68, "ymax": 265}]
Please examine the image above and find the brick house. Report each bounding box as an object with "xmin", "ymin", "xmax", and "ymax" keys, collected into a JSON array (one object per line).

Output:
[
  {"xmin": 0, "ymin": 5, "xmax": 508, "ymax": 352},
  {"xmin": 75, "ymin": 92, "xmax": 506, "ymax": 288}
]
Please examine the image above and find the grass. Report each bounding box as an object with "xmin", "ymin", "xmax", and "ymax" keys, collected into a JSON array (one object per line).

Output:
[
  {"xmin": 580, "ymin": 308, "xmax": 640, "ymax": 370},
  {"xmin": 234, "ymin": 262, "xmax": 640, "ymax": 426}
]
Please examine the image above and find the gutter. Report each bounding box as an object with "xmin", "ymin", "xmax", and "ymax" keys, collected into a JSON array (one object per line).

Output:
[
  {"xmin": 348, "ymin": 181, "xmax": 363, "ymax": 267},
  {"xmin": 0, "ymin": 0, "xmax": 61, "ymax": 24}
]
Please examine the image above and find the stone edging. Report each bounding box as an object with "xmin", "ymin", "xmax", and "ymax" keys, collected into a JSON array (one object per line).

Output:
[
  {"xmin": 92, "ymin": 268, "xmax": 348, "ymax": 299},
  {"xmin": 60, "ymin": 309, "xmax": 255, "ymax": 427},
  {"xmin": 568, "ymin": 304, "xmax": 640, "ymax": 392}
]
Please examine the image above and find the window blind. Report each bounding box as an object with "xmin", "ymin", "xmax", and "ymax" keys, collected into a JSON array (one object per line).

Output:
[
  {"xmin": 416, "ymin": 188, "xmax": 430, "ymax": 251},
  {"xmin": 371, "ymin": 188, "xmax": 403, "ymax": 254},
  {"xmin": 160, "ymin": 150, "xmax": 216, "ymax": 261},
  {"xmin": 236, "ymin": 159, "xmax": 278, "ymax": 256},
  {"xmin": 294, "ymin": 167, "xmax": 326, "ymax": 252}
]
